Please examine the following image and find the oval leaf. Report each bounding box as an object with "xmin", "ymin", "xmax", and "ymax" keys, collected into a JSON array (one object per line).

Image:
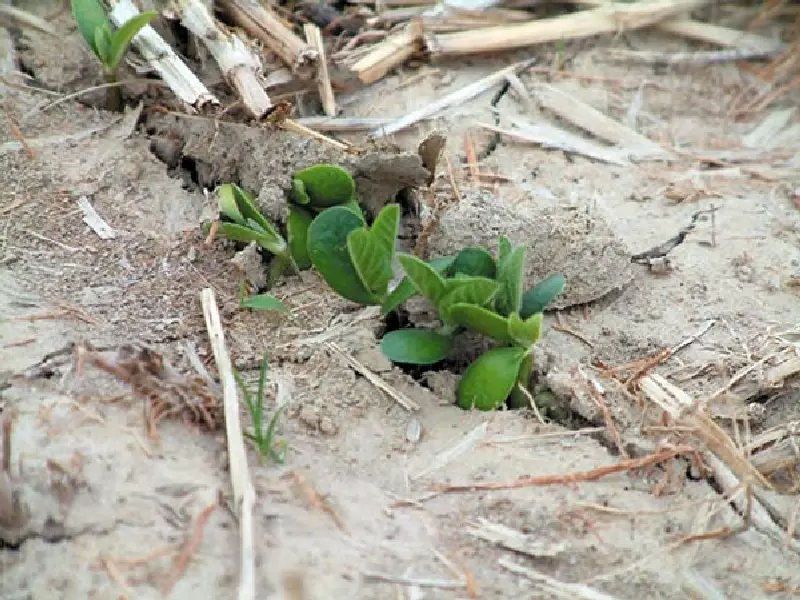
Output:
[
  {"xmin": 520, "ymin": 274, "xmax": 567, "ymax": 318},
  {"xmin": 397, "ymin": 253, "xmax": 447, "ymax": 305},
  {"xmin": 369, "ymin": 204, "xmax": 400, "ymax": 259},
  {"xmin": 495, "ymin": 245, "xmax": 526, "ymax": 317},
  {"xmin": 448, "ymin": 303, "xmax": 513, "ymax": 344},
  {"xmin": 380, "ymin": 255, "xmax": 455, "ymax": 316},
  {"xmin": 287, "ymin": 205, "xmax": 314, "ymax": 270},
  {"xmin": 457, "ymin": 346, "xmax": 527, "ymax": 411},
  {"xmin": 507, "ymin": 312, "xmax": 543, "ymax": 347},
  {"xmin": 71, "ymin": 0, "xmax": 111, "ymax": 57},
  {"xmin": 381, "ymin": 329, "xmax": 453, "ymax": 365},
  {"xmin": 240, "ymin": 293, "xmax": 289, "ymax": 313},
  {"xmin": 107, "ymin": 11, "xmax": 158, "ymax": 74},
  {"xmin": 293, "ymin": 164, "xmax": 356, "ymax": 209},
  {"xmin": 307, "ymin": 206, "xmax": 376, "ymax": 305},
  {"xmin": 438, "ymin": 277, "xmax": 499, "ymax": 322},
  {"xmin": 347, "ymin": 228, "xmax": 393, "ymax": 299},
  {"xmin": 450, "ymin": 247, "xmax": 497, "ymax": 278}
]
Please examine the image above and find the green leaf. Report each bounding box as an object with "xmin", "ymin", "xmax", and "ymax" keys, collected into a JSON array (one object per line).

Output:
[
  {"xmin": 293, "ymin": 164, "xmax": 356, "ymax": 209},
  {"xmin": 94, "ymin": 23, "xmax": 112, "ymax": 65},
  {"xmin": 508, "ymin": 353, "xmax": 534, "ymax": 409},
  {"xmin": 290, "ymin": 178, "xmax": 310, "ymax": 205},
  {"xmin": 457, "ymin": 346, "xmax": 527, "ymax": 410},
  {"xmin": 495, "ymin": 246, "xmax": 526, "ymax": 317},
  {"xmin": 216, "ymin": 222, "xmax": 287, "ymax": 257},
  {"xmin": 497, "ymin": 235, "xmax": 513, "ymax": 262},
  {"xmin": 107, "ymin": 11, "xmax": 157, "ymax": 74},
  {"xmin": 438, "ymin": 277, "xmax": 499, "ymax": 322},
  {"xmin": 240, "ymin": 293, "xmax": 289, "ymax": 313},
  {"xmin": 369, "ymin": 204, "xmax": 400, "ymax": 260},
  {"xmin": 347, "ymin": 228, "xmax": 393, "ymax": 299},
  {"xmin": 381, "ymin": 329, "xmax": 453, "ymax": 365},
  {"xmin": 447, "ymin": 303, "xmax": 513, "ymax": 344},
  {"xmin": 520, "ymin": 274, "xmax": 566, "ymax": 318},
  {"xmin": 449, "ymin": 247, "xmax": 497, "ymax": 278},
  {"xmin": 380, "ymin": 255, "xmax": 455, "ymax": 316},
  {"xmin": 397, "ymin": 253, "xmax": 447, "ymax": 305},
  {"xmin": 307, "ymin": 206, "xmax": 377, "ymax": 305},
  {"xmin": 71, "ymin": 0, "xmax": 111, "ymax": 57},
  {"xmin": 218, "ymin": 183, "xmax": 246, "ymax": 224},
  {"xmin": 507, "ymin": 312, "xmax": 543, "ymax": 347},
  {"xmin": 230, "ymin": 184, "xmax": 280, "ymax": 241},
  {"xmin": 287, "ymin": 205, "xmax": 314, "ymax": 270}
]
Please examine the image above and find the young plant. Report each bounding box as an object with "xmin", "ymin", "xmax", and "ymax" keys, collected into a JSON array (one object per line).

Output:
[
  {"xmin": 233, "ymin": 352, "xmax": 287, "ymax": 464},
  {"xmin": 210, "ymin": 183, "xmax": 296, "ymax": 288},
  {"xmin": 306, "ymin": 203, "xmax": 400, "ymax": 306},
  {"xmin": 71, "ymin": 0, "xmax": 157, "ymax": 111}
]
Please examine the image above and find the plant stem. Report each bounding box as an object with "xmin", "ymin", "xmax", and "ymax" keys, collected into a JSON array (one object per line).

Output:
[
  {"xmin": 105, "ymin": 71, "xmax": 122, "ymax": 112},
  {"xmin": 508, "ymin": 351, "xmax": 533, "ymax": 409}
]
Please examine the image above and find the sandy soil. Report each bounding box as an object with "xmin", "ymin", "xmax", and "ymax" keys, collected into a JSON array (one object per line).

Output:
[{"xmin": 2, "ymin": 4, "xmax": 800, "ymax": 600}]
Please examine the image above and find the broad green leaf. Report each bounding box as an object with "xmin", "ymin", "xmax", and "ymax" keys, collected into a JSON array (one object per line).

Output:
[
  {"xmin": 447, "ymin": 303, "xmax": 513, "ymax": 344},
  {"xmin": 507, "ymin": 312, "xmax": 543, "ymax": 347},
  {"xmin": 71, "ymin": 0, "xmax": 111, "ymax": 57},
  {"xmin": 369, "ymin": 204, "xmax": 400, "ymax": 259},
  {"xmin": 508, "ymin": 353, "xmax": 534, "ymax": 409},
  {"xmin": 216, "ymin": 222, "xmax": 287, "ymax": 255},
  {"xmin": 497, "ymin": 235, "xmax": 513, "ymax": 262},
  {"xmin": 495, "ymin": 246, "xmax": 526, "ymax": 317},
  {"xmin": 457, "ymin": 346, "xmax": 527, "ymax": 410},
  {"xmin": 397, "ymin": 253, "xmax": 447, "ymax": 305},
  {"xmin": 218, "ymin": 183, "xmax": 246, "ymax": 224},
  {"xmin": 449, "ymin": 247, "xmax": 497, "ymax": 278},
  {"xmin": 381, "ymin": 329, "xmax": 453, "ymax": 365},
  {"xmin": 287, "ymin": 205, "xmax": 314, "ymax": 269},
  {"xmin": 107, "ymin": 11, "xmax": 157, "ymax": 74},
  {"xmin": 380, "ymin": 255, "xmax": 455, "ymax": 316},
  {"xmin": 240, "ymin": 293, "xmax": 289, "ymax": 313},
  {"xmin": 94, "ymin": 23, "xmax": 112, "ymax": 65},
  {"xmin": 307, "ymin": 206, "xmax": 377, "ymax": 305},
  {"xmin": 347, "ymin": 228, "xmax": 393, "ymax": 299},
  {"xmin": 293, "ymin": 164, "xmax": 356, "ymax": 209},
  {"xmin": 438, "ymin": 277, "xmax": 499, "ymax": 322},
  {"xmin": 520, "ymin": 274, "xmax": 566, "ymax": 318}
]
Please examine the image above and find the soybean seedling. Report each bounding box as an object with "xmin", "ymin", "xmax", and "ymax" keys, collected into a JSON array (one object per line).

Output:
[
  {"xmin": 71, "ymin": 0, "xmax": 157, "ymax": 111},
  {"xmin": 233, "ymin": 352, "xmax": 287, "ymax": 464}
]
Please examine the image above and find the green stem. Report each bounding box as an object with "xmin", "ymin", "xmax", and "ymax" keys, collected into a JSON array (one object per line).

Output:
[
  {"xmin": 105, "ymin": 70, "xmax": 122, "ymax": 112},
  {"xmin": 508, "ymin": 350, "xmax": 534, "ymax": 409}
]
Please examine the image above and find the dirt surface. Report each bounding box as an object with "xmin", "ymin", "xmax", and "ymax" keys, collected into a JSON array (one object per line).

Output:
[{"xmin": 3, "ymin": 5, "xmax": 800, "ymax": 600}]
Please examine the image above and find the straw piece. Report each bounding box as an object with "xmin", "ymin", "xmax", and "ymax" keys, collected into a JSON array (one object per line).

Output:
[
  {"xmin": 350, "ymin": 18, "xmax": 424, "ymax": 85},
  {"xmin": 200, "ymin": 288, "xmax": 255, "ymax": 600},
  {"xmin": 303, "ymin": 24, "xmax": 336, "ymax": 117}
]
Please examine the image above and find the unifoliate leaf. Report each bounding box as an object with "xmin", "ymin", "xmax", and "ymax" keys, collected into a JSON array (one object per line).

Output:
[
  {"xmin": 381, "ymin": 329, "xmax": 453, "ymax": 365},
  {"xmin": 216, "ymin": 222, "xmax": 286, "ymax": 254},
  {"xmin": 508, "ymin": 353, "xmax": 534, "ymax": 409},
  {"xmin": 287, "ymin": 205, "xmax": 314, "ymax": 270},
  {"xmin": 107, "ymin": 11, "xmax": 157, "ymax": 74},
  {"xmin": 495, "ymin": 245, "xmax": 526, "ymax": 317},
  {"xmin": 307, "ymin": 206, "xmax": 377, "ymax": 305},
  {"xmin": 240, "ymin": 293, "xmax": 289, "ymax": 313},
  {"xmin": 347, "ymin": 228, "xmax": 393, "ymax": 299},
  {"xmin": 290, "ymin": 178, "xmax": 310, "ymax": 205},
  {"xmin": 397, "ymin": 253, "xmax": 447, "ymax": 305},
  {"xmin": 71, "ymin": 0, "xmax": 111, "ymax": 57},
  {"xmin": 497, "ymin": 235, "xmax": 513, "ymax": 262},
  {"xmin": 293, "ymin": 164, "xmax": 356, "ymax": 209},
  {"xmin": 218, "ymin": 183, "xmax": 246, "ymax": 224},
  {"xmin": 381, "ymin": 255, "xmax": 455, "ymax": 316},
  {"xmin": 369, "ymin": 204, "xmax": 400, "ymax": 259},
  {"xmin": 438, "ymin": 277, "xmax": 499, "ymax": 322},
  {"xmin": 447, "ymin": 303, "xmax": 513, "ymax": 344},
  {"xmin": 94, "ymin": 23, "xmax": 112, "ymax": 65},
  {"xmin": 507, "ymin": 312, "xmax": 543, "ymax": 347},
  {"xmin": 457, "ymin": 346, "xmax": 527, "ymax": 411},
  {"xmin": 449, "ymin": 247, "xmax": 497, "ymax": 279},
  {"xmin": 520, "ymin": 274, "xmax": 566, "ymax": 318}
]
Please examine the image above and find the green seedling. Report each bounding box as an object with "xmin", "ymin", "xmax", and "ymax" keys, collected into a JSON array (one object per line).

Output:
[
  {"xmin": 233, "ymin": 352, "xmax": 287, "ymax": 464},
  {"xmin": 240, "ymin": 292, "xmax": 289, "ymax": 313},
  {"xmin": 71, "ymin": 0, "xmax": 156, "ymax": 111},
  {"xmin": 381, "ymin": 236, "xmax": 566, "ymax": 412},
  {"xmin": 209, "ymin": 183, "xmax": 296, "ymax": 288},
  {"xmin": 307, "ymin": 203, "xmax": 400, "ymax": 305},
  {"xmin": 291, "ymin": 164, "xmax": 357, "ymax": 211}
]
